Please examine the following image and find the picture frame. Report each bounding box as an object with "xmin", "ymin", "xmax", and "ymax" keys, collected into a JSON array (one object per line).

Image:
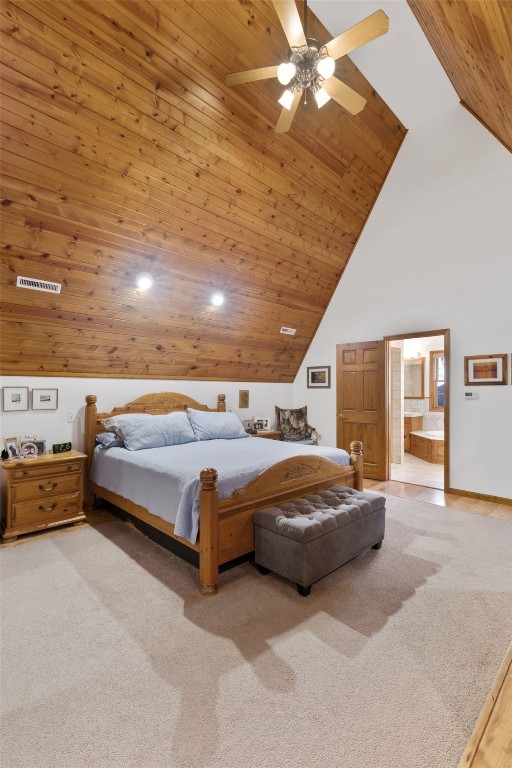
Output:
[
  {"xmin": 464, "ymin": 354, "xmax": 508, "ymax": 386},
  {"xmin": 307, "ymin": 365, "xmax": 331, "ymax": 389},
  {"xmin": 2, "ymin": 386, "xmax": 29, "ymax": 412},
  {"xmin": 238, "ymin": 389, "xmax": 249, "ymax": 409},
  {"xmin": 19, "ymin": 439, "xmax": 47, "ymax": 458},
  {"xmin": 32, "ymin": 388, "xmax": 58, "ymax": 410},
  {"xmin": 253, "ymin": 417, "xmax": 270, "ymax": 431},
  {"xmin": 3, "ymin": 437, "xmax": 19, "ymax": 459}
]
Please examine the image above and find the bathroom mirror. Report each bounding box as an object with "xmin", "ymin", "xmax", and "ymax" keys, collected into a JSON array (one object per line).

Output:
[{"xmin": 404, "ymin": 357, "xmax": 425, "ymax": 399}]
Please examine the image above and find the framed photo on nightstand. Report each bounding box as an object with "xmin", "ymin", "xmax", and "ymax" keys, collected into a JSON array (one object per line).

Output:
[{"xmin": 3, "ymin": 437, "xmax": 19, "ymax": 459}]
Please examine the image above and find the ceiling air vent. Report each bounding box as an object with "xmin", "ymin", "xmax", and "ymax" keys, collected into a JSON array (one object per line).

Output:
[
  {"xmin": 280, "ymin": 326, "xmax": 296, "ymax": 336},
  {"xmin": 16, "ymin": 276, "xmax": 62, "ymax": 294}
]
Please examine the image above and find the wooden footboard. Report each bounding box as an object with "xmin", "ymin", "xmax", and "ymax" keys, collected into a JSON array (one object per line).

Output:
[
  {"xmin": 198, "ymin": 445, "xmax": 362, "ymax": 595},
  {"xmin": 84, "ymin": 393, "xmax": 363, "ymax": 596}
]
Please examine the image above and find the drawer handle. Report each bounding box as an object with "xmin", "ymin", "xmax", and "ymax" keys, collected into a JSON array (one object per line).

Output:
[
  {"xmin": 38, "ymin": 503, "xmax": 58, "ymax": 513},
  {"xmin": 39, "ymin": 482, "xmax": 58, "ymax": 492}
]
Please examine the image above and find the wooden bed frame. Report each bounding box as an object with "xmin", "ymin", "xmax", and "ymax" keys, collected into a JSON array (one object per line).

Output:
[{"xmin": 84, "ymin": 392, "xmax": 363, "ymax": 595}]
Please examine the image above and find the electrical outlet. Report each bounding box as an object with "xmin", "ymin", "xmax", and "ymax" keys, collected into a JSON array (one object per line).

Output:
[{"xmin": 67, "ymin": 410, "xmax": 76, "ymax": 423}]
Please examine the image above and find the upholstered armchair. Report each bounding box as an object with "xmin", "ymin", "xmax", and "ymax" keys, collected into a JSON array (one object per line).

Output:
[{"xmin": 275, "ymin": 406, "xmax": 320, "ymax": 445}]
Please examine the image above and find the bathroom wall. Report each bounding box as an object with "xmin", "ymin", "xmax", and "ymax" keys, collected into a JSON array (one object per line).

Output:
[{"xmin": 403, "ymin": 336, "xmax": 444, "ymax": 431}]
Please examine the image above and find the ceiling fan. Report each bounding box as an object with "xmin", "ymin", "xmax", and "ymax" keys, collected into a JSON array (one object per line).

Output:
[{"xmin": 225, "ymin": 0, "xmax": 389, "ymax": 133}]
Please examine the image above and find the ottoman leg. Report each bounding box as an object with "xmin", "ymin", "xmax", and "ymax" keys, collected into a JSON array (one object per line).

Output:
[
  {"xmin": 372, "ymin": 541, "xmax": 383, "ymax": 550},
  {"xmin": 257, "ymin": 564, "xmax": 270, "ymax": 575},
  {"xmin": 297, "ymin": 584, "xmax": 311, "ymax": 597}
]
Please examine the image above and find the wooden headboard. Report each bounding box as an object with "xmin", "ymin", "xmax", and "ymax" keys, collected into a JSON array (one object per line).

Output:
[{"xmin": 84, "ymin": 392, "xmax": 226, "ymax": 506}]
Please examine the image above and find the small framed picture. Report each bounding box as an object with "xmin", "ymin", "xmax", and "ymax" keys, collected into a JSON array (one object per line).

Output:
[
  {"xmin": 307, "ymin": 366, "xmax": 331, "ymax": 389},
  {"xmin": 32, "ymin": 388, "xmax": 58, "ymax": 410},
  {"xmin": 239, "ymin": 389, "xmax": 249, "ymax": 408},
  {"xmin": 19, "ymin": 439, "xmax": 47, "ymax": 458},
  {"xmin": 464, "ymin": 354, "xmax": 508, "ymax": 385},
  {"xmin": 4, "ymin": 437, "xmax": 19, "ymax": 459},
  {"xmin": 254, "ymin": 417, "xmax": 270, "ymax": 431},
  {"xmin": 2, "ymin": 386, "xmax": 29, "ymax": 411}
]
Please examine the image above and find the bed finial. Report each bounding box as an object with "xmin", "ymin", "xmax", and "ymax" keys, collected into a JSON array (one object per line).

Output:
[
  {"xmin": 349, "ymin": 441, "xmax": 364, "ymax": 491},
  {"xmin": 217, "ymin": 394, "xmax": 226, "ymax": 412},
  {"xmin": 84, "ymin": 394, "xmax": 98, "ymax": 510},
  {"xmin": 199, "ymin": 468, "xmax": 219, "ymax": 596}
]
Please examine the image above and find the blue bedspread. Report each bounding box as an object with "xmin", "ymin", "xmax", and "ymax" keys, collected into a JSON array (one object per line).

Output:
[{"xmin": 91, "ymin": 437, "xmax": 350, "ymax": 543}]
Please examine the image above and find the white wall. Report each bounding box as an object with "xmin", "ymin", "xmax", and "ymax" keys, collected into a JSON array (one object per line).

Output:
[
  {"xmin": 0, "ymin": 376, "xmax": 292, "ymax": 456},
  {"xmin": 293, "ymin": 105, "xmax": 512, "ymax": 499}
]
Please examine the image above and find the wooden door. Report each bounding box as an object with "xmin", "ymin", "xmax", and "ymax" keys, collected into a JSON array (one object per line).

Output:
[{"xmin": 336, "ymin": 340, "xmax": 388, "ymax": 480}]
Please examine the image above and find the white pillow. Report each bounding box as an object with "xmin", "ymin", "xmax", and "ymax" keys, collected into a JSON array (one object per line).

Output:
[
  {"xmin": 112, "ymin": 412, "xmax": 198, "ymax": 451},
  {"xmin": 187, "ymin": 409, "xmax": 249, "ymax": 440}
]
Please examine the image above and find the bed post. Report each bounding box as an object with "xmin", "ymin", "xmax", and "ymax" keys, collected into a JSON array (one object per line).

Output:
[
  {"xmin": 199, "ymin": 468, "xmax": 219, "ymax": 596},
  {"xmin": 217, "ymin": 394, "xmax": 226, "ymax": 412},
  {"xmin": 350, "ymin": 441, "xmax": 364, "ymax": 491},
  {"xmin": 84, "ymin": 395, "xmax": 97, "ymax": 510}
]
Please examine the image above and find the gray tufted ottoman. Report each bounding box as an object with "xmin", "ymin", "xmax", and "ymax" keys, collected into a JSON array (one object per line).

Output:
[{"xmin": 253, "ymin": 486, "xmax": 386, "ymax": 596}]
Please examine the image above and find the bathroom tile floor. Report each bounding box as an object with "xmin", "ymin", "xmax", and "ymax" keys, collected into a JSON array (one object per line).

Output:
[{"xmin": 391, "ymin": 452, "xmax": 444, "ymax": 490}]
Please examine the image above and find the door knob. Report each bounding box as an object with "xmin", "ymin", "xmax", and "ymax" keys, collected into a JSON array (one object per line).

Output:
[{"xmin": 337, "ymin": 414, "xmax": 345, "ymax": 419}]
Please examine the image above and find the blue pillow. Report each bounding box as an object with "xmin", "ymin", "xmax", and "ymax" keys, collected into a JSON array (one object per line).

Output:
[
  {"xmin": 114, "ymin": 411, "xmax": 198, "ymax": 451},
  {"xmin": 95, "ymin": 432, "xmax": 124, "ymax": 448},
  {"xmin": 187, "ymin": 409, "xmax": 249, "ymax": 440}
]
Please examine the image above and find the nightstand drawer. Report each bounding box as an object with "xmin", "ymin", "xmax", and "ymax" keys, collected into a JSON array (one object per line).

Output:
[
  {"xmin": 12, "ymin": 460, "xmax": 82, "ymax": 481},
  {"xmin": 12, "ymin": 493, "xmax": 82, "ymax": 527},
  {"xmin": 12, "ymin": 473, "xmax": 81, "ymax": 503}
]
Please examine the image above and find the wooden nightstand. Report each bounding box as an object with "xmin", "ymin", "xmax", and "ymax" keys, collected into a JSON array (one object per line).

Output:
[
  {"xmin": 251, "ymin": 431, "xmax": 282, "ymax": 440},
  {"xmin": 1, "ymin": 450, "xmax": 87, "ymax": 542}
]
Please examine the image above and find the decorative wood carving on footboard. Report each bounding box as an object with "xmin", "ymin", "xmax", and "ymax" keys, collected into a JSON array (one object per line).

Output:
[{"xmin": 84, "ymin": 393, "xmax": 363, "ymax": 595}]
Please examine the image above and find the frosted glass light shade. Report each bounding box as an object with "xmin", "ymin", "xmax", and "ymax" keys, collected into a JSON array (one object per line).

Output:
[
  {"xmin": 135, "ymin": 272, "xmax": 153, "ymax": 290},
  {"xmin": 314, "ymin": 88, "xmax": 331, "ymax": 108},
  {"xmin": 211, "ymin": 292, "xmax": 224, "ymax": 306},
  {"xmin": 277, "ymin": 62, "xmax": 296, "ymax": 85},
  {"xmin": 317, "ymin": 56, "xmax": 335, "ymax": 80},
  {"xmin": 278, "ymin": 89, "xmax": 294, "ymax": 110}
]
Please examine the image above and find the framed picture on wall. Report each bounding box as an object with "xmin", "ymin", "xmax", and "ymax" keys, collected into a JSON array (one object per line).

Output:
[
  {"xmin": 2, "ymin": 387, "xmax": 29, "ymax": 412},
  {"xmin": 307, "ymin": 366, "xmax": 331, "ymax": 389},
  {"xmin": 32, "ymin": 388, "xmax": 58, "ymax": 410},
  {"xmin": 464, "ymin": 354, "xmax": 508, "ymax": 385}
]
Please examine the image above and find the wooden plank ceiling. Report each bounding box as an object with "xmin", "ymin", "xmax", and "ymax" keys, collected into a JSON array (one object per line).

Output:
[
  {"xmin": 0, "ymin": 0, "xmax": 406, "ymax": 382},
  {"xmin": 408, "ymin": 0, "xmax": 512, "ymax": 152}
]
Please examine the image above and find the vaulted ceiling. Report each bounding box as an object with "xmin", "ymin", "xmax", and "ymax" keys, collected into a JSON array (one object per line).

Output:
[
  {"xmin": 408, "ymin": 0, "xmax": 512, "ymax": 152},
  {"xmin": 0, "ymin": 0, "xmax": 405, "ymax": 381},
  {"xmin": 1, "ymin": 1, "xmax": 509, "ymax": 383}
]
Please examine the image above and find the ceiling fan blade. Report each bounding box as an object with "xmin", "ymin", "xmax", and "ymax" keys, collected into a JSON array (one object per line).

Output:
[
  {"xmin": 275, "ymin": 90, "xmax": 302, "ymax": 133},
  {"xmin": 323, "ymin": 77, "xmax": 366, "ymax": 115},
  {"xmin": 325, "ymin": 10, "xmax": 389, "ymax": 61},
  {"xmin": 272, "ymin": 0, "xmax": 307, "ymax": 48},
  {"xmin": 225, "ymin": 65, "xmax": 279, "ymax": 87}
]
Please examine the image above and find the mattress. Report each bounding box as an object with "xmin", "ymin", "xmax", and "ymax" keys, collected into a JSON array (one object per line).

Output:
[{"xmin": 91, "ymin": 437, "xmax": 350, "ymax": 543}]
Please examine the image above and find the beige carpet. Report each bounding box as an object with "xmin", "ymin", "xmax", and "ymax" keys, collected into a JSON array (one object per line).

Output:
[{"xmin": 1, "ymin": 494, "xmax": 511, "ymax": 768}]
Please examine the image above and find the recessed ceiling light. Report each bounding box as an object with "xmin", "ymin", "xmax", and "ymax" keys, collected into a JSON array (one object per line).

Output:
[
  {"xmin": 211, "ymin": 292, "xmax": 224, "ymax": 306},
  {"xmin": 135, "ymin": 272, "xmax": 153, "ymax": 291}
]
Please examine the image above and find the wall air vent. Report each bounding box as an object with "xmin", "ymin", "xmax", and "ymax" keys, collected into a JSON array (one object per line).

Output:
[
  {"xmin": 280, "ymin": 326, "xmax": 296, "ymax": 336},
  {"xmin": 16, "ymin": 276, "xmax": 62, "ymax": 294}
]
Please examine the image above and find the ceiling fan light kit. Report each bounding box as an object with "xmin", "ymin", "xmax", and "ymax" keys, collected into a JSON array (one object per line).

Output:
[{"xmin": 225, "ymin": 0, "xmax": 389, "ymax": 133}]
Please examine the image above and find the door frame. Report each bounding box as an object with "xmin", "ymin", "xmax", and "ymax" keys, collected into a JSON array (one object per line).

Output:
[{"xmin": 384, "ymin": 329, "xmax": 450, "ymax": 491}]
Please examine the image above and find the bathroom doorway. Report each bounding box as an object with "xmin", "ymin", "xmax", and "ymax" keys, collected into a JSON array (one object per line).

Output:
[{"xmin": 385, "ymin": 330, "xmax": 449, "ymax": 491}]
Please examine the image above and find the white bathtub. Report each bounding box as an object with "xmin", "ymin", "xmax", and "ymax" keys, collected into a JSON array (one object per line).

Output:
[{"xmin": 412, "ymin": 430, "xmax": 444, "ymax": 440}]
